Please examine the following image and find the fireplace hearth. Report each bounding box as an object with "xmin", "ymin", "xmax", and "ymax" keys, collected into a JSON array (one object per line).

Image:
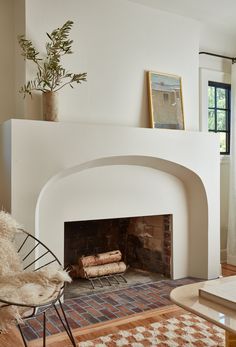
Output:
[{"xmin": 64, "ymin": 267, "xmax": 167, "ymax": 298}]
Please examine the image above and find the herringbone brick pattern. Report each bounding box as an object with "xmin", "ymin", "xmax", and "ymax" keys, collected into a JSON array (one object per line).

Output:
[{"xmin": 21, "ymin": 278, "xmax": 197, "ymax": 341}]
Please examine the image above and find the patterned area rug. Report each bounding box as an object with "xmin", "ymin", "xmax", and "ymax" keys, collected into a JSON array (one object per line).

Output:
[{"xmin": 79, "ymin": 313, "xmax": 224, "ymax": 346}]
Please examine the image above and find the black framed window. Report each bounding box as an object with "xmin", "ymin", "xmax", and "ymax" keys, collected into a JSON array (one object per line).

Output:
[{"xmin": 208, "ymin": 81, "xmax": 231, "ymax": 155}]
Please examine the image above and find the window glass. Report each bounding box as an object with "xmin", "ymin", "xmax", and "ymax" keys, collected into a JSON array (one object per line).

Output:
[
  {"xmin": 208, "ymin": 81, "xmax": 230, "ymax": 155},
  {"xmin": 217, "ymin": 110, "xmax": 226, "ymax": 131},
  {"xmin": 208, "ymin": 110, "xmax": 215, "ymax": 130},
  {"xmin": 217, "ymin": 88, "xmax": 226, "ymax": 109},
  {"xmin": 208, "ymin": 86, "xmax": 215, "ymax": 108}
]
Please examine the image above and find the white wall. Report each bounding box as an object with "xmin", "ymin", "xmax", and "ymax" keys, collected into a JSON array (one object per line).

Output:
[
  {"xmin": 14, "ymin": 0, "xmax": 26, "ymax": 119},
  {"xmin": 22, "ymin": 0, "xmax": 200, "ymax": 129},
  {"xmin": 0, "ymin": 0, "xmax": 228, "ymax": 268},
  {"xmin": 0, "ymin": 121, "xmax": 11, "ymax": 212},
  {"xmin": 199, "ymin": 54, "xmax": 231, "ymax": 262},
  {"xmin": 221, "ymin": 160, "xmax": 230, "ymax": 261},
  {"xmin": 0, "ymin": 0, "xmax": 15, "ymax": 122},
  {"xmin": 200, "ymin": 24, "xmax": 236, "ymax": 58},
  {"xmin": 0, "ymin": 0, "xmax": 26, "ymax": 124},
  {"xmin": 1, "ymin": 1, "xmax": 235, "ymax": 130}
]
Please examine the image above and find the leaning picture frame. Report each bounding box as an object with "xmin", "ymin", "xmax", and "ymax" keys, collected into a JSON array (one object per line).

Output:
[{"xmin": 147, "ymin": 71, "xmax": 184, "ymax": 130}]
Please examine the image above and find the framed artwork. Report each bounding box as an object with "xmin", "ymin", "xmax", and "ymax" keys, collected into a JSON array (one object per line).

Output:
[{"xmin": 147, "ymin": 71, "xmax": 184, "ymax": 129}]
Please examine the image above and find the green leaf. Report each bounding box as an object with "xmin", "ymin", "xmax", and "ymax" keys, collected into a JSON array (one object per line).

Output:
[{"xmin": 18, "ymin": 20, "xmax": 87, "ymax": 96}]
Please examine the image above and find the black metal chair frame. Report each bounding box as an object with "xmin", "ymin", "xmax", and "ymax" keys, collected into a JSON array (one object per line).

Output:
[{"xmin": 0, "ymin": 228, "xmax": 77, "ymax": 347}]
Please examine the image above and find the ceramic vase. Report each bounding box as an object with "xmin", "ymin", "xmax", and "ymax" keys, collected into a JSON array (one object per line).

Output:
[{"xmin": 42, "ymin": 91, "xmax": 58, "ymax": 121}]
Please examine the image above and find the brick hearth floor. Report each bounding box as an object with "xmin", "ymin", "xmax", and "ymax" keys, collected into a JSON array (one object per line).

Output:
[{"xmin": 21, "ymin": 278, "xmax": 197, "ymax": 341}]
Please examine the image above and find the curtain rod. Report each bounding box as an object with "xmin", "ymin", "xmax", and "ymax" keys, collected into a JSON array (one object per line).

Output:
[{"xmin": 199, "ymin": 51, "xmax": 236, "ymax": 64}]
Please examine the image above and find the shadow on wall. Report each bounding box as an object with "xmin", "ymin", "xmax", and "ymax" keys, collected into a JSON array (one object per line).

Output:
[
  {"xmin": 139, "ymin": 71, "xmax": 149, "ymax": 128},
  {"xmin": 25, "ymin": 92, "xmax": 43, "ymax": 121}
]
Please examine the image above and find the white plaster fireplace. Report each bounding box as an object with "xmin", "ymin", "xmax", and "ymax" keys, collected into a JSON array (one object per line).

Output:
[{"xmin": 0, "ymin": 120, "xmax": 220, "ymax": 280}]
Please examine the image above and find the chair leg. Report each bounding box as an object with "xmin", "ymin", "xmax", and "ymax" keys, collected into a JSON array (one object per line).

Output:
[
  {"xmin": 18, "ymin": 313, "xmax": 46, "ymax": 347},
  {"xmin": 43, "ymin": 311, "xmax": 46, "ymax": 347},
  {"xmin": 53, "ymin": 299, "xmax": 77, "ymax": 346},
  {"xmin": 17, "ymin": 324, "xmax": 28, "ymax": 347}
]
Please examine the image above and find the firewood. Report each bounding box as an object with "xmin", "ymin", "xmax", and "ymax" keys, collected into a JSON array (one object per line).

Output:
[
  {"xmin": 79, "ymin": 261, "xmax": 127, "ymax": 278},
  {"xmin": 78, "ymin": 250, "xmax": 122, "ymax": 267}
]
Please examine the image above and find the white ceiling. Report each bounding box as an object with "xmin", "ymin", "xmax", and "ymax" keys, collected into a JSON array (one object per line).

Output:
[{"xmin": 129, "ymin": 0, "xmax": 236, "ymax": 36}]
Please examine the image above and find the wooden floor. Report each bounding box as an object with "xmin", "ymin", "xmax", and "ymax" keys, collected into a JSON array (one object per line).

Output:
[
  {"xmin": 222, "ymin": 263, "xmax": 236, "ymax": 277},
  {"xmin": 1, "ymin": 263, "xmax": 236, "ymax": 347},
  {"xmin": 31, "ymin": 305, "xmax": 185, "ymax": 347}
]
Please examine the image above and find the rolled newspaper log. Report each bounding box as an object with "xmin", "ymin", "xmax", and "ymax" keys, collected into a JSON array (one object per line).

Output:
[
  {"xmin": 79, "ymin": 261, "xmax": 126, "ymax": 278},
  {"xmin": 78, "ymin": 250, "xmax": 122, "ymax": 267}
]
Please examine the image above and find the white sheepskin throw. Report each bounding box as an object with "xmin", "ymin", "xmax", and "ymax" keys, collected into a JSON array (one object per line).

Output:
[
  {"xmin": 0, "ymin": 211, "xmax": 23, "ymax": 276},
  {"xmin": 0, "ymin": 265, "xmax": 71, "ymax": 330},
  {"xmin": 0, "ymin": 211, "xmax": 71, "ymax": 331}
]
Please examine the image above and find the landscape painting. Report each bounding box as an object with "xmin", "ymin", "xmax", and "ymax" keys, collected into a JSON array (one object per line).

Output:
[{"xmin": 147, "ymin": 71, "xmax": 184, "ymax": 130}]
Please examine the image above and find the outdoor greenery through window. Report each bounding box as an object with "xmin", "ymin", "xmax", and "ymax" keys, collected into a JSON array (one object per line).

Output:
[{"xmin": 208, "ymin": 81, "xmax": 231, "ymax": 154}]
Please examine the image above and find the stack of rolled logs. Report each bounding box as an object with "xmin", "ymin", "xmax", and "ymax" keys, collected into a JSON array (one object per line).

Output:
[{"xmin": 69, "ymin": 250, "xmax": 127, "ymax": 279}]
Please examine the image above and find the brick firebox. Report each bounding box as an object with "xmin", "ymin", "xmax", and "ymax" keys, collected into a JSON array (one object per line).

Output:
[{"xmin": 64, "ymin": 214, "xmax": 172, "ymax": 278}]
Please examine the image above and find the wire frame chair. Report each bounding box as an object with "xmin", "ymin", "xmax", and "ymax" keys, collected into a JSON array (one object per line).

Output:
[{"xmin": 0, "ymin": 228, "xmax": 77, "ymax": 347}]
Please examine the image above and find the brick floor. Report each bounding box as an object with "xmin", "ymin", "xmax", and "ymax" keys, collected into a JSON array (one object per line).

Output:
[{"xmin": 21, "ymin": 278, "xmax": 197, "ymax": 341}]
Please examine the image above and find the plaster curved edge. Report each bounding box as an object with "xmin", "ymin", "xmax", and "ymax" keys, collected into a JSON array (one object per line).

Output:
[
  {"xmin": 35, "ymin": 154, "xmax": 209, "ymax": 239},
  {"xmin": 34, "ymin": 154, "xmax": 212, "ymax": 279}
]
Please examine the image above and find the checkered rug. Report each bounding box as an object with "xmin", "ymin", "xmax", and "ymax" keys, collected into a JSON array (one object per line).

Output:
[{"xmin": 79, "ymin": 313, "xmax": 224, "ymax": 346}]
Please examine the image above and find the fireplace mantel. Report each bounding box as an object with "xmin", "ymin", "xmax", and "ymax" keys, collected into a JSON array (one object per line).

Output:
[{"xmin": 0, "ymin": 119, "xmax": 220, "ymax": 280}]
